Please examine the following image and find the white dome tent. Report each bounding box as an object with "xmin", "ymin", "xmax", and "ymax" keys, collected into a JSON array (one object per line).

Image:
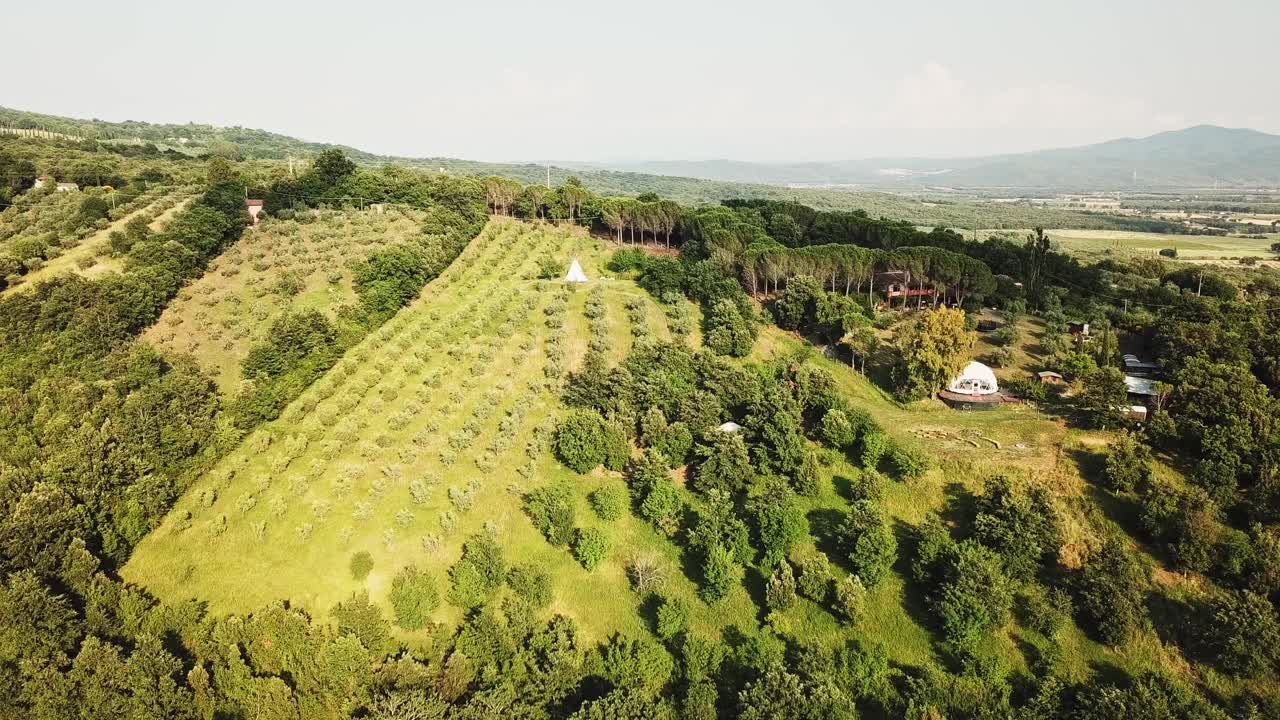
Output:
[
  {"xmin": 564, "ymin": 258, "xmax": 588, "ymax": 283},
  {"xmin": 948, "ymin": 361, "xmax": 999, "ymax": 396}
]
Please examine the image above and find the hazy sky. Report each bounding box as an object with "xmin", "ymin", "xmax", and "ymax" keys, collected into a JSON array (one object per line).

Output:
[{"xmin": 6, "ymin": 0, "xmax": 1278, "ymax": 162}]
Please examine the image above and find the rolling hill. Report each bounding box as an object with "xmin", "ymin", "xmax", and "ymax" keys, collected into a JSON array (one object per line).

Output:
[{"xmin": 571, "ymin": 126, "xmax": 1280, "ymax": 190}]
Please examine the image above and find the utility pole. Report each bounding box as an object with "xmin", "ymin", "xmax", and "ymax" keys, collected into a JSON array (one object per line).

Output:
[
  {"xmin": 545, "ymin": 164, "xmax": 551, "ymax": 189},
  {"xmin": 1197, "ymin": 273, "xmax": 1203, "ymax": 297},
  {"xmin": 288, "ymin": 154, "xmax": 295, "ymax": 179}
]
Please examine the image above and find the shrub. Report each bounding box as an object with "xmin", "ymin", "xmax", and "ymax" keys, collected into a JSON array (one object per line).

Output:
[
  {"xmin": 887, "ymin": 442, "xmax": 929, "ymax": 480},
  {"xmin": 1103, "ymin": 433, "xmax": 1152, "ymax": 494},
  {"xmin": 524, "ymin": 481, "xmax": 577, "ymax": 546},
  {"xmin": 640, "ymin": 481, "xmax": 684, "ymax": 538},
  {"xmin": 332, "ymin": 591, "xmax": 390, "ymax": 654},
  {"xmin": 839, "ymin": 501, "xmax": 897, "ymax": 588},
  {"xmin": 705, "ymin": 299, "xmax": 755, "ymax": 357},
  {"xmin": 933, "ymin": 541, "xmax": 1013, "ymax": 661},
  {"xmin": 765, "ymin": 562, "xmax": 798, "ymax": 611},
  {"xmin": 859, "ymin": 430, "xmax": 889, "ymax": 470},
  {"xmin": 834, "ymin": 575, "xmax": 867, "ymax": 623},
  {"xmin": 656, "ymin": 597, "xmax": 690, "ymax": 640},
  {"xmin": 388, "ymin": 564, "xmax": 439, "ymax": 630},
  {"xmin": 574, "ymin": 527, "xmax": 611, "ymax": 571},
  {"xmin": 1201, "ymin": 590, "xmax": 1280, "ymax": 676},
  {"xmin": 797, "ymin": 554, "xmax": 833, "ymax": 602},
  {"xmin": 590, "ymin": 483, "xmax": 629, "ymax": 521},
  {"xmin": 508, "ymin": 564, "xmax": 553, "ymax": 609},
  {"xmin": 1074, "ymin": 539, "xmax": 1148, "ymax": 645},
  {"xmin": 820, "ymin": 408, "xmax": 855, "ymax": 451},
  {"xmin": 448, "ymin": 534, "xmax": 507, "ymax": 609},
  {"xmin": 700, "ymin": 543, "xmax": 742, "ymax": 603}
]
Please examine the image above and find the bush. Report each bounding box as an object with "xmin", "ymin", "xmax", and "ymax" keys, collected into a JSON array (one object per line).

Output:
[
  {"xmin": 1074, "ymin": 539, "xmax": 1148, "ymax": 645},
  {"xmin": 700, "ymin": 543, "xmax": 742, "ymax": 603},
  {"xmin": 508, "ymin": 564, "xmax": 553, "ymax": 609},
  {"xmin": 820, "ymin": 408, "xmax": 856, "ymax": 451},
  {"xmin": 388, "ymin": 564, "xmax": 439, "ymax": 630},
  {"xmin": 796, "ymin": 554, "xmax": 833, "ymax": 603},
  {"xmin": 655, "ymin": 596, "xmax": 690, "ymax": 640},
  {"xmin": 705, "ymin": 299, "xmax": 755, "ymax": 357},
  {"xmin": 859, "ymin": 430, "xmax": 889, "ymax": 470},
  {"xmin": 839, "ymin": 501, "xmax": 897, "ymax": 588},
  {"xmin": 765, "ymin": 562, "xmax": 798, "ymax": 611},
  {"xmin": 590, "ymin": 483, "xmax": 629, "ymax": 521},
  {"xmin": 834, "ymin": 575, "xmax": 867, "ymax": 623},
  {"xmin": 332, "ymin": 591, "xmax": 390, "ymax": 654},
  {"xmin": 887, "ymin": 442, "xmax": 929, "ymax": 480},
  {"xmin": 574, "ymin": 527, "xmax": 611, "ymax": 571},
  {"xmin": 608, "ymin": 248, "xmax": 649, "ymax": 273},
  {"xmin": 447, "ymin": 534, "xmax": 507, "ymax": 608},
  {"xmin": 537, "ymin": 254, "xmax": 565, "ymax": 280},
  {"xmin": 933, "ymin": 541, "xmax": 1013, "ymax": 661},
  {"xmin": 1103, "ymin": 433, "xmax": 1152, "ymax": 494},
  {"xmin": 524, "ymin": 481, "xmax": 577, "ymax": 546},
  {"xmin": 349, "ymin": 551, "xmax": 374, "ymax": 580},
  {"xmin": 1201, "ymin": 590, "xmax": 1280, "ymax": 676}
]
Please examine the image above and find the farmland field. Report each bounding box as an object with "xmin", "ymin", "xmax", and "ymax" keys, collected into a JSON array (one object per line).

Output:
[
  {"xmin": 982, "ymin": 227, "xmax": 1280, "ymax": 265},
  {"xmin": 144, "ymin": 208, "xmax": 426, "ymax": 390},
  {"xmin": 125, "ymin": 220, "xmax": 745, "ymax": 645},
  {"xmin": 14, "ymin": 189, "xmax": 197, "ymax": 289}
]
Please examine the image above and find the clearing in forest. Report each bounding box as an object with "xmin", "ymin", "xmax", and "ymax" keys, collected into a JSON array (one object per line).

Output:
[{"xmin": 144, "ymin": 208, "xmax": 424, "ymax": 390}]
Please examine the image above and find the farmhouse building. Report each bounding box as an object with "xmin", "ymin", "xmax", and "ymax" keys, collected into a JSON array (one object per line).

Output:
[{"xmin": 245, "ymin": 199, "xmax": 264, "ymax": 225}]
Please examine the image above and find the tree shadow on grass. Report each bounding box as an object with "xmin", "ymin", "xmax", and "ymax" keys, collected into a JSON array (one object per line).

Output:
[
  {"xmin": 891, "ymin": 517, "xmax": 939, "ymax": 642},
  {"xmin": 832, "ymin": 474, "xmax": 855, "ymax": 502},
  {"xmin": 940, "ymin": 481, "xmax": 976, "ymax": 532},
  {"xmin": 807, "ymin": 508, "xmax": 849, "ymax": 570},
  {"xmin": 742, "ymin": 565, "xmax": 770, "ymax": 624},
  {"xmin": 637, "ymin": 592, "xmax": 663, "ymax": 635},
  {"xmin": 1066, "ymin": 446, "xmax": 1107, "ymax": 486}
]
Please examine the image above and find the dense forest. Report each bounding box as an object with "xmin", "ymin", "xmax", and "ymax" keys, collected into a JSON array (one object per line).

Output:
[{"xmin": 1, "ymin": 139, "xmax": 1279, "ymax": 719}]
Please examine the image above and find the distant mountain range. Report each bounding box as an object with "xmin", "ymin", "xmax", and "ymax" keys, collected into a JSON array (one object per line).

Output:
[
  {"xmin": 5, "ymin": 105, "xmax": 1276, "ymax": 196},
  {"xmin": 561, "ymin": 126, "xmax": 1280, "ymax": 190}
]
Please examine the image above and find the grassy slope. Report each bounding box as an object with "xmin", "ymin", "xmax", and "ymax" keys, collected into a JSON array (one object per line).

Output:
[
  {"xmin": 128, "ymin": 220, "xmax": 1220, "ymax": 689},
  {"xmin": 143, "ymin": 208, "xmax": 421, "ymax": 390},
  {"xmin": 126, "ymin": 220, "xmax": 755, "ymax": 647}
]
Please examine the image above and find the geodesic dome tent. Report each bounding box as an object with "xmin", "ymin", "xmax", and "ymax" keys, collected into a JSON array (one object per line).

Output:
[{"xmin": 948, "ymin": 361, "xmax": 999, "ymax": 396}]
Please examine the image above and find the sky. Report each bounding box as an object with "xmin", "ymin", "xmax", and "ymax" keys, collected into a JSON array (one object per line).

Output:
[{"xmin": 5, "ymin": 0, "xmax": 1278, "ymax": 163}]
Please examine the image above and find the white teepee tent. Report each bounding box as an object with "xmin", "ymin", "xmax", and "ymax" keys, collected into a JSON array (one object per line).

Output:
[{"xmin": 564, "ymin": 258, "xmax": 588, "ymax": 283}]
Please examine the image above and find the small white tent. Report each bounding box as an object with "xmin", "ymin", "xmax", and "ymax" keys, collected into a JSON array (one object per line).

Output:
[
  {"xmin": 564, "ymin": 258, "xmax": 588, "ymax": 283},
  {"xmin": 948, "ymin": 361, "xmax": 999, "ymax": 396}
]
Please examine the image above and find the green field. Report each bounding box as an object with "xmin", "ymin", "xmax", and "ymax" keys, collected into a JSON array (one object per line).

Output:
[{"xmin": 983, "ymin": 227, "xmax": 1280, "ymax": 265}]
